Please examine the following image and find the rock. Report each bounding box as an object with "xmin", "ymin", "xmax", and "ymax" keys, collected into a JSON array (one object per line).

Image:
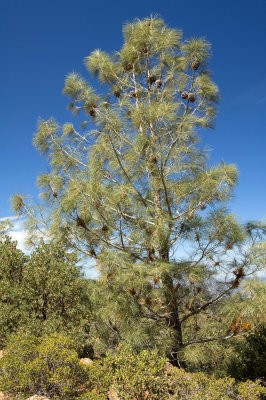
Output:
[
  {"xmin": 107, "ymin": 387, "xmax": 120, "ymax": 400},
  {"xmin": 165, "ymin": 362, "xmax": 176, "ymax": 373},
  {"xmin": 26, "ymin": 396, "xmax": 50, "ymax": 400},
  {"xmin": 80, "ymin": 357, "xmax": 93, "ymax": 366},
  {"xmin": 0, "ymin": 392, "xmax": 10, "ymax": 400}
]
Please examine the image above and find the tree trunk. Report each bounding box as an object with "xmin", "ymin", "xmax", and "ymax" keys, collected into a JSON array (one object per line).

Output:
[
  {"xmin": 161, "ymin": 269, "xmax": 186, "ymax": 369},
  {"xmin": 169, "ymin": 320, "xmax": 186, "ymax": 369}
]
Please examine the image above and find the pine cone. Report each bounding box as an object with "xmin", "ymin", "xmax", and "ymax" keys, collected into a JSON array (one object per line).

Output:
[
  {"xmin": 200, "ymin": 204, "xmax": 206, "ymax": 210},
  {"xmin": 139, "ymin": 46, "xmax": 148, "ymax": 54},
  {"xmin": 76, "ymin": 217, "xmax": 86, "ymax": 228},
  {"xmin": 188, "ymin": 93, "xmax": 196, "ymax": 102},
  {"xmin": 90, "ymin": 102, "xmax": 97, "ymax": 108},
  {"xmin": 107, "ymin": 272, "xmax": 114, "ymax": 280},
  {"xmin": 145, "ymin": 297, "xmax": 152, "ymax": 305},
  {"xmin": 101, "ymin": 225, "xmax": 109, "ymax": 232},
  {"xmin": 129, "ymin": 91, "xmax": 136, "ymax": 98},
  {"xmin": 89, "ymin": 109, "xmax": 96, "ymax": 117},
  {"xmin": 173, "ymin": 283, "xmax": 181, "ymax": 292},
  {"xmin": 124, "ymin": 62, "xmax": 133, "ymax": 72},
  {"xmin": 53, "ymin": 192, "xmax": 58, "ymax": 198},
  {"xmin": 89, "ymin": 248, "xmax": 96, "ymax": 257},
  {"xmin": 155, "ymin": 79, "xmax": 162, "ymax": 88},
  {"xmin": 192, "ymin": 60, "xmax": 200, "ymax": 71},
  {"xmin": 148, "ymin": 74, "xmax": 156, "ymax": 84},
  {"xmin": 148, "ymin": 248, "xmax": 155, "ymax": 261},
  {"xmin": 225, "ymin": 241, "xmax": 233, "ymax": 250},
  {"xmin": 231, "ymin": 278, "xmax": 240, "ymax": 288},
  {"xmin": 233, "ymin": 267, "xmax": 245, "ymax": 278},
  {"xmin": 114, "ymin": 90, "xmax": 120, "ymax": 98},
  {"xmin": 181, "ymin": 91, "xmax": 188, "ymax": 100},
  {"xmin": 129, "ymin": 288, "xmax": 136, "ymax": 295},
  {"xmin": 152, "ymin": 276, "xmax": 160, "ymax": 284}
]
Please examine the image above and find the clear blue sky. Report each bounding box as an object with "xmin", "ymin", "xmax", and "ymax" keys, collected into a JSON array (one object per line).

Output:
[{"xmin": 1, "ymin": 0, "xmax": 265, "ymax": 223}]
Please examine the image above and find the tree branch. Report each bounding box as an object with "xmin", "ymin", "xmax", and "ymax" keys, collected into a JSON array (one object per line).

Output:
[
  {"xmin": 183, "ymin": 332, "xmax": 235, "ymax": 347},
  {"xmin": 180, "ymin": 283, "xmax": 235, "ymax": 324}
]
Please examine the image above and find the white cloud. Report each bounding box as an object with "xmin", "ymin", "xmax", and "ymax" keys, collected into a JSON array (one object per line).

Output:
[
  {"xmin": 0, "ymin": 216, "xmax": 18, "ymax": 222},
  {"xmin": 1, "ymin": 216, "xmax": 99, "ymax": 278},
  {"xmin": 1, "ymin": 216, "xmax": 28, "ymax": 252}
]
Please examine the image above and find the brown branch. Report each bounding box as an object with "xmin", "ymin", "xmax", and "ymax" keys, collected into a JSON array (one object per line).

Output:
[{"xmin": 183, "ymin": 332, "xmax": 235, "ymax": 347}]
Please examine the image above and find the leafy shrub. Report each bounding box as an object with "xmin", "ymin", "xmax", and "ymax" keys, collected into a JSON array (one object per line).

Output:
[
  {"xmin": 86, "ymin": 345, "xmax": 265, "ymax": 400},
  {"xmin": 0, "ymin": 333, "xmax": 89, "ymax": 399},
  {"xmin": 88, "ymin": 345, "xmax": 169, "ymax": 399},
  {"xmin": 0, "ymin": 339, "xmax": 265, "ymax": 399},
  {"xmin": 165, "ymin": 368, "xmax": 265, "ymax": 400}
]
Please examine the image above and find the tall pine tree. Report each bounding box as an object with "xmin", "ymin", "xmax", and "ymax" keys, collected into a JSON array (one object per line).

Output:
[{"xmin": 12, "ymin": 17, "xmax": 265, "ymax": 366}]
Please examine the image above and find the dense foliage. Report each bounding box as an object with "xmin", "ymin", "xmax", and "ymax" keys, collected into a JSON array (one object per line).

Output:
[
  {"xmin": 226, "ymin": 323, "xmax": 266, "ymax": 382},
  {"xmin": 86, "ymin": 346, "xmax": 265, "ymax": 399}
]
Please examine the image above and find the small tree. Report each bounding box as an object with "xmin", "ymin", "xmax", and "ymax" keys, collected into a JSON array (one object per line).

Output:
[
  {"xmin": 12, "ymin": 17, "xmax": 265, "ymax": 366},
  {"xmin": 0, "ymin": 237, "xmax": 91, "ymax": 350}
]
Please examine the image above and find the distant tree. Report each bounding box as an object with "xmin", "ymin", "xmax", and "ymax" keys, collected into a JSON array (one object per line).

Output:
[
  {"xmin": 12, "ymin": 17, "xmax": 265, "ymax": 367},
  {"xmin": 0, "ymin": 237, "xmax": 91, "ymax": 351},
  {"xmin": 0, "ymin": 236, "xmax": 28, "ymax": 347},
  {"xmin": 0, "ymin": 218, "xmax": 13, "ymax": 238}
]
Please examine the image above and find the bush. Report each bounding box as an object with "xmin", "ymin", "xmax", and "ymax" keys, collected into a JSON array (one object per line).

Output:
[
  {"xmin": 86, "ymin": 345, "xmax": 265, "ymax": 400},
  {"xmin": 88, "ymin": 345, "xmax": 169, "ymax": 399},
  {"xmin": 0, "ymin": 333, "xmax": 89, "ymax": 399},
  {"xmin": 1, "ymin": 339, "xmax": 265, "ymax": 399}
]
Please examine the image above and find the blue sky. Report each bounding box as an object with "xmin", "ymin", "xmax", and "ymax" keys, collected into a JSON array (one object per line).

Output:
[{"xmin": 0, "ymin": 0, "xmax": 265, "ymax": 248}]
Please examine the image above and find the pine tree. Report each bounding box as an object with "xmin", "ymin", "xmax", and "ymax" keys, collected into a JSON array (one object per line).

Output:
[{"xmin": 12, "ymin": 17, "xmax": 265, "ymax": 367}]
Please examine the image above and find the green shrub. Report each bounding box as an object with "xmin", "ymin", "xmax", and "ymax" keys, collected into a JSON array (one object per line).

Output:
[
  {"xmin": 87, "ymin": 345, "xmax": 265, "ymax": 400},
  {"xmin": 165, "ymin": 368, "xmax": 265, "ymax": 400},
  {"xmin": 0, "ymin": 333, "xmax": 89, "ymax": 399},
  {"xmin": 88, "ymin": 345, "xmax": 169, "ymax": 399},
  {"xmin": 0, "ymin": 339, "xmax": 265, "ymax": 399}
]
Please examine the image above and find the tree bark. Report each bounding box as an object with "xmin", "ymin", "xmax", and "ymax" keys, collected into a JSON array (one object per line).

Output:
[{"xmin": 161, "ymin": 264, "xmax": 186, "ymax": 369}]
